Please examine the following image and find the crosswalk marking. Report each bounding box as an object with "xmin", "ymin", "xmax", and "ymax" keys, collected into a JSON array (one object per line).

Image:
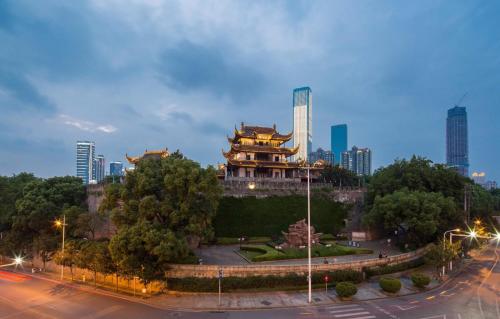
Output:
[
  {"xmin": 330, "ymin": 308, "xmax": 365, "ymax": 313},
  {"xmin": 334, "ymin": 311, "xmax": 371, "ymax": 317},
  {"xmin": 346, "ymin": 316, "xmax": 376, "ymax": 319},
  {"xmin": 327, "ymin": 304, "xmax": 360, "ymax": 309}
]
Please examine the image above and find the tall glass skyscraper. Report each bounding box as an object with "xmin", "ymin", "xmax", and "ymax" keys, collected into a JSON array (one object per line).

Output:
[
  {"xmin": 331, "ymin": 124, "xmax": 347, "ymax": 165},
  {"xmin": 76, "ymin": 141, "xmax": 95, "ymax": 184},
  {"xmin": 292, "ymin": 87, "xmax": 312, "ymax": 161},
  {"xmin": 446, "ymin": 106, "xmax": 469, "ymax": 177},
  {"xmin": 94, "ymin": 154, "xmax": 106, "ymax": 182},
  {"xmin": 110, "ymin": 161, "xmax": 124, "ymax": 177}
]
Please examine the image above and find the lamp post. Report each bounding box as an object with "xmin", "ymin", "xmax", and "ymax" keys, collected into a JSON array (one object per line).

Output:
[
  {"xmin": 307, "ymin": 166, "xmax": 312, "ymax": 304},
  {"xmin": 55, "ymin": 215, "xmax": 66, "ymax": 281},
  {"xmin": 442, "ymin": 228, "xmax": 460, "ymax": 275}
]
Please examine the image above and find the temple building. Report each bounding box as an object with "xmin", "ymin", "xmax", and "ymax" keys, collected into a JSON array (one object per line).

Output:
[
  {"xmin": 126, "ymin": 148, "xmax": 170, "ymax": 165},
  {"xmin": 222, "ymin": 123, "xmax": 305, "ymax": 179}
]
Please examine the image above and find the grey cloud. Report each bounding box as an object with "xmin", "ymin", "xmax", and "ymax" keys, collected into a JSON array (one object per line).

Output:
[
  {"xmin": 157, "ymin": 41, "xmax": 265, "ymax": 103},
  {"xmin": 0, "ymin": 66, "xmax": 56, "ymax": 114}
]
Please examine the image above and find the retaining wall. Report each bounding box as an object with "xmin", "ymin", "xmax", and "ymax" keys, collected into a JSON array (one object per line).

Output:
[{"xmin": 165, "ymin": 245, "xmax": 430, "ymax": 278}]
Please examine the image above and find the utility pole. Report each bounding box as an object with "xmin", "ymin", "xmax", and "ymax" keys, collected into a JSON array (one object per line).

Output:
[{"xmin": 307, "ymin": 166, "xmax": 312, "ymax": 304}]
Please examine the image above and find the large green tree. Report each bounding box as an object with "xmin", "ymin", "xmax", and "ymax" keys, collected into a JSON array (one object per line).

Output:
[
  {"xmin": 0, "ymin": 173, "xmax": 38, "ymax": 233},
  {"xmin": 364, "ymin": 189, "xmax": 460, "ymax": 247},
  {"xmin": 366, "ymin": 156, "xmax": 468, "ymax": 207},
  {"xmin": 104, "ymin": 156, "xmax": 221, "ymax": 283}
]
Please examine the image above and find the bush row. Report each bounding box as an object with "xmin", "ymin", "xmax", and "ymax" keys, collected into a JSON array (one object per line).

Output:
[
  {"xmin": 364, "ymin": 258, "xmax": 425, "ymax": 278},
  {"xmin": 166, "ymin": 270, "xmax": 362, "ymax": 292}
]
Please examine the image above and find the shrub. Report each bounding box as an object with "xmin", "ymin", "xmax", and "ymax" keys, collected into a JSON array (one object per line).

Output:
[
  {"xmin": 364, "ymin": 258, "xmax": 425, "ymax": 278},
  {"xmin": 166, "ymin": 270, "xmax": 363, "ymax": 292},
  {"xmin": 335, "ymin": 282, "xmax": 358, "ymax": 298},
  {"xmin": 379, "ymin": 277, "xmax": 402, "ymax": 293},
  {"xmin": 411, "ymin": 272, "xmax": 431, "ymax": 288}
]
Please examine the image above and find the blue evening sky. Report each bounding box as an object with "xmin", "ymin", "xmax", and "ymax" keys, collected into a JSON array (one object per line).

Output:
[{"xmin": 0, "ymin": 1, "xmax": 499, "ymax": 182}]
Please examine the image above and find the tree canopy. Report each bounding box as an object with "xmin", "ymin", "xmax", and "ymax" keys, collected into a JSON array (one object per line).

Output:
[
  {"xmin": 103, "ymin": 156, "xmax": 222, "ymax": 283},
  {"xmin": 364, "ymin": 189, "xmax": 460, "ymax": 247},
  {"xmin": 320, "ymin": 164, "xmax": 361, "ymax": 187}
]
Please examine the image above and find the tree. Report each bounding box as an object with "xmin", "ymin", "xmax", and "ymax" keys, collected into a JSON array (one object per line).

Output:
[
  {"xmin": 366, "ymin": 156, "xmax": 469, "ymax": 208},
  {"xmin": 54, "ymin": 240, "xmax": 81, "ymax": 280},
  {"xmin": 320, "ymin": 165, "xmax": 360, "ymax": 187},
  {"xmin": 104, "ymin": 156, "xmax": 222, "ymax": 283},
  {"xmin": 76, "ymin": 240, "xmax": 115, "ymax": 287},
  {"xmin": 425, "ymin": 240, "xmax": 461, "ymax": 277},
  {"xmin": 364, "ymin": 189, "xmax": 460, "ymax": 247}
]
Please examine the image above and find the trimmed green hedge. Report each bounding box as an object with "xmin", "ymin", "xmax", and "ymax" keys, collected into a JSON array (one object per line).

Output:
[
  {"xmin": 216, "ymin": 237, "xmax": 271, "ymax": 245},
  {"xmin": 240, "ymin": 244, "xmax": 372, "ymax": 262},
  {"xmin": 214, "ymin": 195, "xmax": 348, "ymax": 237},
  {"xmin": 411, "ymin": 272, "xmax": 431, "ymax": 288},
  {"xmin": 167, "ymin": 270, "xmax": 363, "ymax": 292},
  {"xmin": 335, "ymin": 281, "xmax": 358, "ymax": 298},
  {"xmin": 379, "ymin": 277, "xmax": 401, "ymax": 293},
  {"xmin": 364, "ymin": 258, "xmax": 425, "ymax": 278}
]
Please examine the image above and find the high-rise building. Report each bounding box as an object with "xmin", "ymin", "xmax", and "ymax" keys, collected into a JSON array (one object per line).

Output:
[
  {"xmin": 331, "ymin": 124, "xmax": 347, "ymax": 165},
  {"xmin": 76, "ymin": 141, "xmax": 95, "ymax": 185},
  {"xmin": 446, "ymin": 106, "xmax": 469, "ymax": 177},
  {"xmin": 110, "ymin": 161, "xmax": 124, "ymax": 177},
  {"xmin": 309, "ymin": 147, "xmax": 334, "ymax": 165},
  {"xmin": 94, "ymin": 155, "xmax": 106, "ymax": 182},
  {"xmin": 293, "ymin": 87, "xmax": 312, "ymax": 161},
  {"xmin": 341, "ymin": 146, "xmax": 372, "ymax": 176}
]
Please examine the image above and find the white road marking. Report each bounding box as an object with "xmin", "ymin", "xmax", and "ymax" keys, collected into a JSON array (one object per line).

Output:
[
  {"xmin": 418, "ymin": 315, "xmax": 446, "ymax": 319},
  {"xmin": 334, "ymin": 311, "xmax": 370, "ymax": 317},
  {"xmin": 343, "ymin": 316, "xmax": 375, "ymax": 319},
  {"xmin": 330, "ymin": 308, "xmax": 364, "ymax": 313},
  {"xmin": 392, "ymin": 305, "xmax": 417, "ymax": 310},
  {"xmin": 327, "ymin": 304, "xmax": 360, "ymax": 309},
  {"xmin": 457, "ymin": 314, "xmax": 462, "ymax": 319}
]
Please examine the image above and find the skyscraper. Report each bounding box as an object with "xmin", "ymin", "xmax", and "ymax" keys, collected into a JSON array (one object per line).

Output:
[
  {"xmin": 308, "ymin": 147, "xmax": 334, "ymax": 165},
  {"xmin": 341, "ymin": 146, "xmax": 372, "ymax": 176},
  {"xmin": 94, "ymin": 154, "xmax": 106, "ymax": 182},
  {"xmin": 76, "ymin": 141, "xmax": 95, "ymax": 185},
  {"xmin": 331, "ymin": 124, "xmax": 347, "ymax": 165},
  {"xmin": 110, "ymin": 161, "xmax": 124, "ymax": 177},
  {"xmin": 446, "ymin": 106, "xmax": 469, "ymax": 177},
  {"xmin": 293, "ymin": 87, "xmax": 312, "ymax": 161}
]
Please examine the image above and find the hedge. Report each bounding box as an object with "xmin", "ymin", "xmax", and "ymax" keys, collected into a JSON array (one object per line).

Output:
[
  {"xmin": 411, "ymin": 272, "xmax": 431, "ymax": 288},
  {"xmin": 241, "ymin": 244, "xmax": 372, "ymax": 262},
  {"xmin": 214, "ymin": 195, "xmax": 348, "ymax": 237},
  {"xmin": 167, "ymin": 270, "xmax": 362, "ymax": 292},
  {"xmin": 364, "ymin": 258, "xmax": 425, "ymax": 278},
  {"xmin": 379, "ymin": 277, "xmax": 402, "ymax": 293},
  {"xmin": 335, "ymin": 282, "xmax": 358, "ymax": 298}
]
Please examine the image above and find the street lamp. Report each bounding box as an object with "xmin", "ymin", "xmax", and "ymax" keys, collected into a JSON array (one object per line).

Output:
[
  {"xmin": 54, "ymin": 215, "xmax": 66, "ymax": 280},
  {"xmin": 468, "ymin": 230, "xmax": 477, "ymax": 239},
  {"xmin": 442, "ymin": 229, "xmax": 460, "ymax": 276},
  {"xmin": 306, "ymin": 166, "xmax": 312, "ymax": 304}
]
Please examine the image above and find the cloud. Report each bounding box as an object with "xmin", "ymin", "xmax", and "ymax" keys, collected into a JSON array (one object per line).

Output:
[
  {"xmin": 157, "ymin": 40, "xmax": 265, "ymax": 103},
  {"xmin": 0, "ymin": 66, "xmax": 56, "ymax": 114},
  {"xmin": 58, "ymin": 115, "xmax": 117, "ymax": 134}
]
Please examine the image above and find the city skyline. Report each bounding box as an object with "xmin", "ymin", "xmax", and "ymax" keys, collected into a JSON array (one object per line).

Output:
[{"xmin": 1, "ymin": 1, "xmax": 499, "ymax": 183}]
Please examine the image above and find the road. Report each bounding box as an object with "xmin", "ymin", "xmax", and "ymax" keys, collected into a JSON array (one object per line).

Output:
[{"xmin": 0, "ymin": 243, "xmax": 498, "ymax": 319}]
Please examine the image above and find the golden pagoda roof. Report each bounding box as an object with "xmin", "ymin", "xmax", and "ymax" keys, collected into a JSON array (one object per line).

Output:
[
  {"xmin": 126, "ymin": 148, "xmax": 169, "ymax": 164},
  {"xmin": 228, "ymin": 122, "xmax": 293, "ymax": 144}
]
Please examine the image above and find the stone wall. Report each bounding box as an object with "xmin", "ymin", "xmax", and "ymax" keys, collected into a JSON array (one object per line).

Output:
[{"xmin": 165, "ymin": 245, "xmax": 430, "ymax": 278}]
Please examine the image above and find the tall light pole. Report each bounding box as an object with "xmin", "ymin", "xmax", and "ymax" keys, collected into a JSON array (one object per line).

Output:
[
  {"xmin": 307, "ymin": 166, "xmax": 312, "ymax": 304},
  {"xmin": 55, "ymin": 215, "xmax": 66, "ymax": 280},
  {"xmin": 442, "ymin": 228, "xmax": 460, "ymax": 276}
]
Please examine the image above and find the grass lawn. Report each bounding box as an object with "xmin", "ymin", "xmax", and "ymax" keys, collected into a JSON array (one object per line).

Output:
[{"xmin": 240, "ymin": 244, "xmax": 373, "ymax": 262}]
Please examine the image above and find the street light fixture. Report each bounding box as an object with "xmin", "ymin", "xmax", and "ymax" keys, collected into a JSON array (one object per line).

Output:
[
  {"xmin": 14, "ymin": 257, "xmax": 23, "ymax": 266},
  {"xmin": 468, "ymin": 230, "xmax": 477, "ymax": 239},
  {"xmin": 54, "ymin": 215, "xmax": 67, "ymax": 280}
]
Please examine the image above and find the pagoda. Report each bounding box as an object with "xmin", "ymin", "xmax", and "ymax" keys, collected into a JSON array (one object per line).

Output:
[
  {"xmin": 126, "ymin": 148, "xmax": 170, "ymax": 165},
  {"xmin": 222, "ymin": 123, "xmax": 301, "ymax": 179}
]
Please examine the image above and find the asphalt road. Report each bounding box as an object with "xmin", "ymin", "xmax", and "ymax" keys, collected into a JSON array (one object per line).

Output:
[{"xmin": 0, "ymin": 243, "xmax": 498, "ymax": 319}]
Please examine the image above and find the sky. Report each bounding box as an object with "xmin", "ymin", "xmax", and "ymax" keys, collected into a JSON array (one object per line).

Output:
[{"xmin": 0, "ymin": 0, "xmax": 499, "ymax": 182}]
